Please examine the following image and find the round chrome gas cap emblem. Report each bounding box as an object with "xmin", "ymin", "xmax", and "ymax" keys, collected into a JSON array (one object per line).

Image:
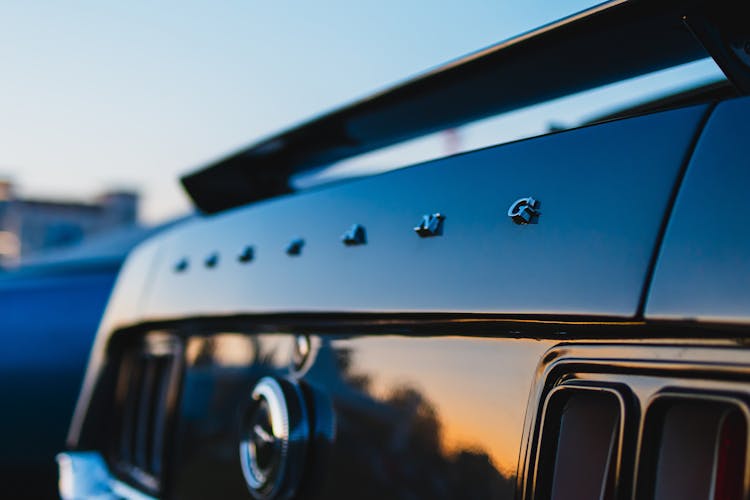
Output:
[{"xmin": 240, "ymin": 377, "xmax": 309, "ymax": 499}]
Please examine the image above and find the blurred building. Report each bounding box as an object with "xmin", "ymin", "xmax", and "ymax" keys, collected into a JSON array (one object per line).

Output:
[{"xmin": 0, "ymin": 180, "xmax": 139, "ymax": 265}]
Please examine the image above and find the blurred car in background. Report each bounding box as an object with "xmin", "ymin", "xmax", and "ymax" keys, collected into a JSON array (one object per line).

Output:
[{"xmin": 0, "ymin": 221, "xmax": 183, "ymax": 498}]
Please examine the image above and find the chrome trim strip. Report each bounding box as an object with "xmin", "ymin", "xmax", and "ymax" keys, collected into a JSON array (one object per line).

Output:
[{"xmin": 57, "ymin": 451, "xmax": 157, "ymax": 500}]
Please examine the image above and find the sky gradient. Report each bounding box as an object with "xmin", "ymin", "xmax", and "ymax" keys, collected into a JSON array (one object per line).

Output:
[{"xmin": 1, "ymin": 1, "xmax": 722, "ymax": 222}]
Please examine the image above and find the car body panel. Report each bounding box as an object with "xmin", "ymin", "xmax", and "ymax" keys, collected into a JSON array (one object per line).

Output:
[
  {"xmin": 73, "ymin": 329, "xmax": 750, "ymax": 500},
  {"xmin": 647, "ymin": 96, "xmax": 750, "ymax": 324},
  {"xmin": 60, "ymin": 1, "xmax": 750, "ymax": 495},
  {"xmin": 134, "ymin": 105, "xmax": 708, "ymax": 321}
]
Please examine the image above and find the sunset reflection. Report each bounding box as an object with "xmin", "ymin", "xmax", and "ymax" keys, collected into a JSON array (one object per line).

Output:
[
  {"xmin": 330, "ymin": 337, "xmax": 553, "ymax": 478},
  {"xmin": 301, "ymin": 336, "xmax": 553, "ymax": 498}
]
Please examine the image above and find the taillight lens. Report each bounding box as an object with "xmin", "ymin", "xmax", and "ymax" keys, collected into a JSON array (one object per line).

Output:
[
  {"xmin": 639, "ymin": 398, "xmax": 748, "ymax": 500},
  {"xmin": 534, "ymin": 387, "xmax": 625, "ymax": 500},
  {"xmin": 714, "ymin": 409, "xmax": 746, "ymax": 500}
]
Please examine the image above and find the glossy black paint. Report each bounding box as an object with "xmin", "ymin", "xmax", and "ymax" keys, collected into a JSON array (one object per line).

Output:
[
  {"xmin": 63, "ymin": 90, "xmax": 750, "ymax": 500},
  {"xmin": 143, "ymin": 105, "xmax": 710, "ymax": 320},
  {"xmin": 647, "ymin": 96, "xmax": 750, "ymax": 323},
  {"xmin": 683, "ymin": 5, "xmax": 750, "ymax": 94},
  {"xmin": 125, "ymin": 331, "xmax": 555, "ymax": 499},
  {"xmin": 89, "ymin": 330, "xmax": 750, "ymax": 500}
]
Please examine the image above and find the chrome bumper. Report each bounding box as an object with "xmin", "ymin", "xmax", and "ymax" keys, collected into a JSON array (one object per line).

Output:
[{"xmin": 56, "ymin": 452, "xmax": 156, "ymax": 500}]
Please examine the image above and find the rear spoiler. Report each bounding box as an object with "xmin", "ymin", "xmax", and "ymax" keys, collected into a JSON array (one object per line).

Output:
[{"xmin": 182, "ymin": 0, "xmax": 749, "ymax": 214}]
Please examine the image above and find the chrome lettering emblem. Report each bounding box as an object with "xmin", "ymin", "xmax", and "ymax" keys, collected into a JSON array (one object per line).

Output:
[
  {"xmin": 341, "ymin": 224, "xmax": 367, "ymax": 246},
  {"xmin": 204, "ymin": 252, "xmax": 219, "ymax": 268},
  {"xmin": 173, "ymin": 257, "xmax": 189, "ymax": 273},
  {"xmin": 414, "ymin": 213, "xmax": 445, "ymax": 237},
  {"xmin": 286, "ymin": 238, "xmax": 305, "ymax": 256},
  {"xmin": 508, "ymin": 197, "xmax": 540, "ymax": 224},
  {"xmin": 238, "ymin": 245, "xmax": 255, "ymax": 263}
]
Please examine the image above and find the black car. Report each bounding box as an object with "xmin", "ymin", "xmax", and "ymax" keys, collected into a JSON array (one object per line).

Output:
[{"xmin": 58, "ymin": 0, "xmax": 750, "ymax": 498}]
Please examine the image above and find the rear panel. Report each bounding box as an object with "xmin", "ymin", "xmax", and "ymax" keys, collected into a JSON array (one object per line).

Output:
[
  {"xmin": 143, "ymin": 105, "xmax": 708, "ymax": 319},
  {"xmin": 63, "ymin": 99, "xmax": 750, "ymax": 500}
]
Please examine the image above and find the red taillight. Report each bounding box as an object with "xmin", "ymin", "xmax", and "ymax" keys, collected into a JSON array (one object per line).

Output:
[
  {"xmin": 639, "ymin": 398, "xmax": 749, "ymax": 500},
  {"xmin": 714, "ymin": 410, "xmax": 746, "ymax": 500}
]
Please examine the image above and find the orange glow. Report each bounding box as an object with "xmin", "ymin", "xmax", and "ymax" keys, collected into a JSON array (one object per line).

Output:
[{"xmin": 335, "ymin": 336, "xmax": 555, "ymax": 478}]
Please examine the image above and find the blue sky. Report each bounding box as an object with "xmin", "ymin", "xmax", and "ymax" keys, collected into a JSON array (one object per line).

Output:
[{"xmin": 0, "ymin": 1, "xmax": 722, "ymax": 222}]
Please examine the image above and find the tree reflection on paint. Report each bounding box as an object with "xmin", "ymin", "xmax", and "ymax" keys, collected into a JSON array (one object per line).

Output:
[{"xmin": 319, "ymin": 343, "xmax": 514, "ymax": 499}]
